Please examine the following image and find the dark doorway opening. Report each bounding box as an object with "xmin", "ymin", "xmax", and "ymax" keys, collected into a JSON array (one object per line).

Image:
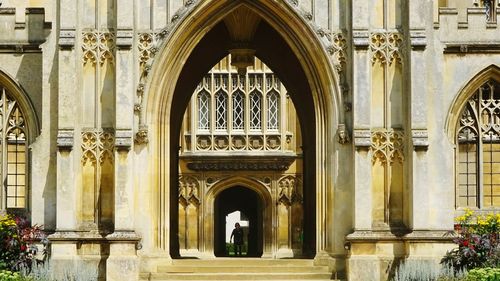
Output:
[{"xmin": 214, "ymin": 186, "xmax": 263, "ymax": 257}]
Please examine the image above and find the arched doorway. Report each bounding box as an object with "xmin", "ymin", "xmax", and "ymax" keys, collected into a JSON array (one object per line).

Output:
[
  {"xmin": 214, "ymin": 186, "xmax": 263, "ymax": 257},
  {"xmin": 142, "ymin": 0, "xmax": 342, "ymax": 265}
]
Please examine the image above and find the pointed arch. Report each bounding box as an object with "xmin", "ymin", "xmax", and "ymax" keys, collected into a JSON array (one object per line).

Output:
[
  {"xmin": 0, "ymin": 69, "xmax": 39, "ymax": 211},
  {"xmin": 0, "ymin": 69, "xmax": 40, "ymax": 143},
  {"xmin": 139, "ymin": 0, "xmax": 342, "ymax": 260},
  {"xmin": 446, "ymin": 64, "xmax": 500, "ymax": 143}
]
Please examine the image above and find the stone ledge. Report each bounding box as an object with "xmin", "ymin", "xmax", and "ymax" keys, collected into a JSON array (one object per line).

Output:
[{"xmin": 346, "ymin": 230, "xmax": 454, "ymax": 242}]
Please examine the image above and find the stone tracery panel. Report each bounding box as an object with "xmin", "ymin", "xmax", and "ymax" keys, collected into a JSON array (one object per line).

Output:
[
  {"xmin": 82, "ymin": 31, "xmax": 116, "ymax": 66},
  {"xmin": 369, "ymin": 32, "xmax": 404, "ymax": 66}
]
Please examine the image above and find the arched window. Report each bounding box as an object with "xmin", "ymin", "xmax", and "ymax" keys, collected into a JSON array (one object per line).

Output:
[
  {"xmin": 267, "ymin": 90, "xmax": 280, "ymax": 130},
  {"xmin": 249, "ymin": 92, "xmax": 262, "ymax": 130},
  {"xmin": 198, "ymin": 91, "xmax": 210, "ymax": 131},
  {"xmin": 0, "ymin": 87, "xmax": 28, "ymax": 209},
  {"xmin": 232, "ymin": 91, "xmax": 244, "ymax": 130},
  {"xmin": 457, "ymin": 79, "xmax": 500, "ymax": 208},
  {"xmin": 215, "ymin": 91, "xmax": 228, "ymax": 130}
]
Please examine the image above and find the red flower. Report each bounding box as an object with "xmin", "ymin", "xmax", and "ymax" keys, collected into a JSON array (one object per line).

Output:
[
  {"xmin": 462, "ymin": 240, "xmax": 469, "ymax": 247},
  {"xmin": 20, "ymin": 244, "xmax": 27, "ymax": 251}
]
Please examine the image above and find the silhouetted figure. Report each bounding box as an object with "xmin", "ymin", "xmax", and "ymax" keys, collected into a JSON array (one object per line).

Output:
[{"xmin": 230, "ymin": 222, "xmax": 244, "ymax": 256}]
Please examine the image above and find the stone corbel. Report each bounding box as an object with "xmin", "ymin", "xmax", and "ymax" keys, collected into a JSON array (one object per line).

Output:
[
  {"xmin": 410, "ymin": 29, "xmax": 427, "ymax": 50},
  {"xmin": 337, "ymin": 124, "xmax": 350, "ymax": 144},
  {"xmin": 353, "ymin": 30, "xmax": 370, "ymax": 50},
  {"xmin": 412, "ymin": 129, "xmax": 429, "ymax": 151},
  {"xmin": 57, "ymin": 129, "xmax": 74, "ymax": 151},
  {"xmin": 59, "ymin": 29, "xmax": 75, "ymax": 49},
  {"xmin": 115, "ymin": 129, "xmax": 133, "ymax": 151},
  {"xmin": 116, "ymin": 29, "xmax": 133, "ymax": 50},
  {"xmin": 353, "ymin": 129, "xmax": 371, "ymax": 150},
  {"xmin": 135, "ymin": 126, "xmax": 148, "ymax": 145}
]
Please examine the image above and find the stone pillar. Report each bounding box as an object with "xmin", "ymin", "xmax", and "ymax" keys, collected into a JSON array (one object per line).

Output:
[
  {"xmin": 50, "ymin": 0, "xmax": 79, "ymax": 272},
  {"xmin": 106, "ymin": 6, "xmax": 140, "ymax": 278}
]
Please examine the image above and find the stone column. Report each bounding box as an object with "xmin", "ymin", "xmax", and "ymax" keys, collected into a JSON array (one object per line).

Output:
[
  {"xmin": 105, "ymin": 5, "xmax": 140, "ymax": 278},
  {"xmin": 50, "ymin": 0, "xmax": 79, "ymax": 274}
]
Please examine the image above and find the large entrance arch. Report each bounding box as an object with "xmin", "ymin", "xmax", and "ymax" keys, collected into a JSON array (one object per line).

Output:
[{"xmin": 142, "ymin": 0, "xmax": 343, "ymax": 264}]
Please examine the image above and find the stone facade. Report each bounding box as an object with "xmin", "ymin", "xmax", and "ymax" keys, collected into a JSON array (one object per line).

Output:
[{"xmin": 0, "ymin": 0, "xmax": 499, "ymax": 280}]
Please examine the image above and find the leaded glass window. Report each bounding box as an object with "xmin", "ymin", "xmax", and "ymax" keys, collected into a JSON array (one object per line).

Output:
[
  {"xmin": 232, "ymin": 91, "xmax": 244, "ymax": 130},
  {"xmin": 457, "ymin": 80, "xmax": 500, "ymax": 208},
  {"xmin": 0, "ymin": 87, "xmax": 28, "ymax": 209},
  {"xmin": 250, "ymin": 92, "xmax": 262, "ymax": 130},
  {"xmin": 215, "ymin": 91, "xmax": 228, "ymax": 130},
  {"xmin": 198, "ymin": 91, "xmax": 210, "ymax": 130},
  {"xmin": 267, "ymin": 91, "xmax": 279, "ymax": 130}
]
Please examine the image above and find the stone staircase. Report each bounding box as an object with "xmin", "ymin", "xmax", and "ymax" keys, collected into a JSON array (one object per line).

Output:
[{"xmin": 140, "ymin": 258, "xmax": 339, "ymax": 281}]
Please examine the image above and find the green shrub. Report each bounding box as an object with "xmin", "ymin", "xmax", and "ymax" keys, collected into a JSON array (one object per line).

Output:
[
  {"xmin": 0, "ymin": 269, "xmax": 27, "ymax": 281},
  {"xmin": 465, "ymin": 267, "xmax": 500, "ymax": 281}
]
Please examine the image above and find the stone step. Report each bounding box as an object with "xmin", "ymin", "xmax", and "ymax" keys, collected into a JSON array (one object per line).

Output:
[
  {"xmin": 169, "ymin": 258, "xmax": 315, "ymax": 267},
  {"xmin": 159, "ymin": 265, "xmax": 329, "ymax": 273},
  {"xmin": 140, "ymin": 272, "xmax": 334, "ymax": 280}
]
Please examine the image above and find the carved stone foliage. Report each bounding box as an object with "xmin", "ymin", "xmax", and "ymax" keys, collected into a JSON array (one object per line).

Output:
[
  {"xmin": 82, "ymin": 31, "xmax": 115, "ymax": 66},
  {"xmin": 278, "ymin": 175, "xmax": 302, "ymax": 206},
  {"xmin": 81, "ymin": 129, "xmax": 115, "ymax": 165},
  {"xmin": 178, "ymin": 175, "xmax": 200, "ymax": 206},
  {"xmin": 138, "ymin": 32, "xmax": 158, "ymax": 69},
  {"xmin": 328, "ymin": 32, "xmax": 347, "ymax": 73},
  {"xmin": 371, "ymin": 129, "xmax": 404, "ymax": 164},
  {"xmin": 369, "ymin": 32, "xmax": 404, "ymax": 65}
]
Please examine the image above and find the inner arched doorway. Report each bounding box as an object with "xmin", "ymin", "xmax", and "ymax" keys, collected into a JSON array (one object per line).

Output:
[{"xmin": 214, "ymin": 186, "xmax": 263, "ymax": 257}]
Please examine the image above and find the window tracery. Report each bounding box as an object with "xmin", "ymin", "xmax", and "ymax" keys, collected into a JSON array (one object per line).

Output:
[
  {"xmin": 457, "ymin": 80, "xmax": 500, "ymax": 207},
  {"xmin": 0, "ymin": 87, "xmax": 28, "ymax": 209},
  {"xmin": 186, "ymin": 55, "xmax": 293, "ymax": 153}
]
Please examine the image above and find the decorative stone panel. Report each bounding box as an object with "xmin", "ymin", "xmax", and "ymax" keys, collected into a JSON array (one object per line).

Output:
[
  {"xmin": 369, "ymin": 32, "xmax": 404, "ymax": 65},
  {"xmin": 82, "ymin": 30, "xmax": 115, "ymax": 66},
  {"xmin": 81, "ymin": 128, "xmax": 115, "ymax": 165},
  {"xmin": 371, "ymin": 129, "xmax": 404, "ymax": 164}
]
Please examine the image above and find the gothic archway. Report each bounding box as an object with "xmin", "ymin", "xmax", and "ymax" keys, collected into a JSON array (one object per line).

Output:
[{"xmin": 141, "ymin": 0, "xmax": 342, "ymax": 263}]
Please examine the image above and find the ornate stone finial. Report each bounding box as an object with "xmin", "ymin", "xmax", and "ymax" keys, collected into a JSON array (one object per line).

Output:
[{"xmin": 337, "ymin": 124, "xmax": 350, "ymax": 144}]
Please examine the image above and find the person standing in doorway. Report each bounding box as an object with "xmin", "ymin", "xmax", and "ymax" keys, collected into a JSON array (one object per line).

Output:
[{"xmin": 230, "ymin": 222, "xmax": 244, "ymax": 256}]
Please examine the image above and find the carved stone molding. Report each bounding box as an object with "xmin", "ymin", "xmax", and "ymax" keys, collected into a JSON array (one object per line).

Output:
[
  {"xmin": 59, "ymin": 29, "xmax": 76, "ymax": 49},
  {"xmin": 82, "ymin": 30, "xmax": 115, "ymax": 66},
  {"xmin": 115, "ymin": 129, "xmax": 133, "ymax": 151},
  {"xmin": 81, "ymin": 128, "xmax": 115, "ymax": 165},
  {"xmin": 187, "ymin": 161, "xmax": 291, "ymax": 171},
  {"xmin": 278, "ymin": 175, "xmax": 302, "ymax": 205},
  {"xmin": 57, "ymin": 129, "xmax": 74, "ymax": 151},
  {"xmin": 371, "ymin": 129, "xmax": 404, "ymax": 164},
  {"xmin": 369, "ymin": 32, "xmax": 404, "ymax": 65},
  {"xmin": 178, "ymin": 175, "xmax": 200, "ymax": 206},
  {"xmin": 353, "ymin": 30, "xmax": 370, "ymax": 49},
  {"xmin": 411, "ymin": 129, "xmax": 429, "ymax": 151},
  {"xmin": 353, "ymin": 129, "xmax": 371, "ymax": 149},
  {"xmin": 409, "ymin": 29, "xmax": 427, "ymax": 50},
  {"xmin": 116, "ymin": 29, "xmax": 133, "ymax": 49}
]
